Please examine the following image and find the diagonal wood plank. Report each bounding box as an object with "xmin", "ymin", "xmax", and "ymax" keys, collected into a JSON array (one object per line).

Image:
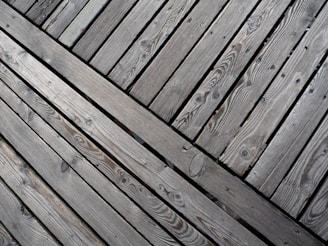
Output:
[
  {"xmin": 0, "ymin": 179, "xmax": 59, "ymax": 246},
  {"xmin": 109, "ymin": 0, "xmax": 196, "ymax": 89},
  {"xmin": 0, "ymin": 137, "xmax": 105, "ymax": 246},
  {"xmin": 26, "ymin": 0, "xmax": 62, "ymax": 25},
  {"xmin": 0, "ymin": 222, "xmax": 19, "ymax": 246},
  {"xmin": 246, "ymin": 57, "xmax": 328, "ymax": 197},
  {"xmin": 130, "ymin": 0, "xmax": 228, "ymax": 105},
  {"xmin": 0, "ymin": 63, "xmax": 211, "ymax": 246},
  {"xmin": 3, "ymin": 0, "xmax": 36, "ymax": 13},
  {"xmin": 0, "ymin": 31, "xmax": 265, "ymax": 246},
  {"xmin": 0, "ymin": 4, "xmax": 324, "ymax": 245},
  {"xmin": 173, "ymin": 0, "xmax": 291, "ymax": 139},
  {"xmin": 90, "ymin": 0, "xmax": 166, "ymax": 74},
  {"xmin": 196, "ymin": 0, "xmax": 326, "ymax": 158}
]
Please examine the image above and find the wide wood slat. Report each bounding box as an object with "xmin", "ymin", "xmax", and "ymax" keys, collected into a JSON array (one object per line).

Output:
[
  {"xmin": 73, "ymin": 0, "xmax": 137, "ymax": 61},
  {"xmin": 0, "ymin": 179, "xmax": 59, "ymax": 246},
  {"xmin": 0, "ymin": 137, "xmax": 105, "ymax": 246},
  {"xmin": 0, "ymin": 222, "xmax": 19, "ymax": 246},
  {"xmin": 90, "ymin": 0, "xmax": 166, "ymax": 74},
  {"xmin": 130, "ymin": 0, "xmax": 228, "ymax": 105},
  {"xmin": 173, "ymin": 0, "xmax": 291, "ymax": 139},
  {"xmin": 109, "ymin": 0, "xmax": 196, "ymax": 89},
  {"xmin": 246, "ymin": 57, "xmax": 328, "ymax": 197},
  {"xmin": 3, "ymin": 0, "xmax": 36, "ymax": 13},
  {"xmin": 0, "ymin": 63, "xmax": 211, "ymax": 246},
  {"xmin": 196, "ymin": 0, "xmax": 325, "ymax": 158},
  {"xmin": 26, "ymin": 0, "xmax": 62, "ymax": 25},
  {"xmin": 0, "ymin": 31, "xmax": 265, "ymax": 246},
  {"xmin": 0, "ymin": 3, "xmax": 324, "ymax": 245}
]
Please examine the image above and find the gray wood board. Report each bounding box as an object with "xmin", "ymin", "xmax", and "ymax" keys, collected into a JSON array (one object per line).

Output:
[
  {"xmin": 173, "ymin": 0, "xmax": 291, "ymax": 139},
  {"xmin": 72, "ymin": 0, "xmax": 137, "ymax": 61},
  {"xmin": 129, "ymin": 0, "xmax": 229, "ymax": 105},
  {"xmin": 0, "ymin": 31, "xmax": 264, "ymax": 246},
  {"xmin": 196, "ymin": 0, "xmax": 326, "ymax": 158},
  {"xmin": 0, "ymin": 4, "xmax": 324, "ymax": 245},
  {"xmin": 0, "ymin": 222, "xmax": 19, "ymax": 246},
  {"xmin": 26, "ymin": 0, "xmax": 62, "ymax": 25},
  {"xmin": 3, "ymin": 0, "xmax": 35, "ymax": 13},
  {"xmin": 109, "ymin": 0, "xmax": 196, "ymax": 89}
]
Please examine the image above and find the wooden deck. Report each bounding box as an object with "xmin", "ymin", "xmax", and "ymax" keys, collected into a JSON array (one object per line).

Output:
[{"xmin": 0, "ymin": 0, "xmax": 327, "ymax": 245}]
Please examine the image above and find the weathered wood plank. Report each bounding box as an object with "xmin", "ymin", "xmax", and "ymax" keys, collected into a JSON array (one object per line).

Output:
[
  {"xmin": 130, "ymin": 0, "xmax": 228, "ymax": 105},
  {"xmin": 173, "ymin": 0, "xmax": 291, "ymax": 138},
  {"xmin": 0, "ymin": 222, "xmax": 19, "ymax": 246},
  {"xmin": 196, "ymin": 0, "xmax": 325, "ymax": 157},
  {"xmin": 3, "ymin": 0, "xmax": 36, "ymax": 13},
  {"xmin": 42, "ymin": 0, "xmax": 88, "ymax": 39},
  {"xmin": 26, "ymin": 0, "xmax": 62, "ymax": 25},
  {"xmin": 0, "ymin": 137, "xmax": 105, "ymax": 246},
  {"xmin": 246, "ymin": 57, "xmax": 328, "ymax": 197},
  {"xmin": 0, "ymin": 179, "xmax": 59, "ymax": 246},
  {"xmin": 109, "ymin": 0, "xmax": 196, "ymax": 89},
  {"xmin": 271, "ymin": 113, "xmax": 328, "ymax": 218},
  {"xmin": 300, "ymin": 177, "xmax": 328, "ymax": 240},
  {"xmin": 0, "ymin": 63, "xmax": 210, "ymax": 246},
  {"xmin": 1, "ymin": 4, "xmax": 324, "ymax": 245},
  {"xmin": 0, "ymin": 31, "xmax": 265, "ymax": 246},
  {"xmin": 149, "ymin": 0, "xmax": 259, "ymax": 122},
  {"xmin": 0, "ymin": 73, "xmax": 181, "ymax": 246},
  {"xmin": 220, "ymin": 6, "xmax": 328, "ymax": 176},
  {"xmin": 90, "ymin": 0, "xmax": 166, "ymax": 74},
  {"xmin": 59, "ymin": 0, "xmax": 110, "ymax": 47},
  {"xmin": 72, "ymin": 0, "xmax": 137, "ymax": 61}
]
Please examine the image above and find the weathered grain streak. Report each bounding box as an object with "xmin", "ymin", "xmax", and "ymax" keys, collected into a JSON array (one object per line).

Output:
[
  {"xmin": 197, "ymin": 0, "xmax": 325, "ymax": 157},
  {"xmin": 109, "ymin": 0, "xmax": 196, "ymax": 89},
  {"xmin": 173, "ymin": 0, "xmax": 290, "ymax": 139},
  {"xmin": 0, "ymin": 222, "xmax": 19, "ymax": 246},
  {"xmin": 3, "ymin": 0, "xmax": 35, "ymax": 13},
  {"xmin": 26, "ymin": 0, "xmax": 62, "ymax": 25},
  {"xmin": 130, "ymin": 0, "xmax": 228, "ymax": 105}
]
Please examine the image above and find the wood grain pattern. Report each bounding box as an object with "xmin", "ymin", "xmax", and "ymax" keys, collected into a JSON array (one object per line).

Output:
[
  {"xmin": 149, "ymin": 0, "xmax": 259, "ymax": 122},
  {"xmin": 0, "ymin": 137, "xmax": 105, "ymax": 246},
  {"xmin": 301, "ymin": 178, "xmax": 328, "ymax": 240},
  {"xmin": 90, "ymin": 0, "xmax": 166, "ymax": 74},
  {"xmin": 26, "ymin": 0, "xmax": 62, "ymax": 25},
  {"xmin": 42, "ymin": 0, "xmax": 88, "ymax": 39},
  {"xmin": 196, "ymin": 0, "xmax": 325, "ymax": 158},
  {"xmin": 3, "ymin": 0, "xmax": 35, "ymax": 13},
  {"xmin": 220, "ymin": 5, "xmax": 328, "ymax": 175},
  {"xmin": 130, "ymin": 0, "xmax": 228, "ymax": 105},
  {"xmin": 109, "ymin": 0, "xmax": 196, "ymax": 89},
  {"xmin": 0, "ymin": 5, "xmax": 324, "ymax": 245},
  {"xmin": 246, "ymin": 58, "xmax": 328, "ymax": 197},
  {"xmin": 0, "ymin": 222, "xmax": 19, "ymax": 246},
  {"xmin": 0, "ymin": 179, "xmax": 59, "ymax": 246},
  {"xmin": 59, "ymin": 0, "xmax": 110, "ymax": 47},
  {"xmin": 0, "ymin": 63, "xmax": 210, "ymax": 245},
  {"xmin": 72, "ymin": 0, "xmax": 137, "ymax": 61},
  {"xmin": 0, "ymin": 31, "xmax": 264, "ymax": 246},
  {"xmin": 271, "ymin": 113, "xmax": 328, "ymax": 218},
  {"xmin": 173, "ymin": 0, "xmax": 290, "ymax": 139}
]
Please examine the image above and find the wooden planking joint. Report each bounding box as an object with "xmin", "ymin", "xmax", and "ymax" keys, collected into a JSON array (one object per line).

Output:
[
  {"xmin": 26, "ymin": 0, "xmax": 62, "ymax": 25},
  {"xmin": 0, "ymin": 222, "xmax": 19, "ymax": 246}
]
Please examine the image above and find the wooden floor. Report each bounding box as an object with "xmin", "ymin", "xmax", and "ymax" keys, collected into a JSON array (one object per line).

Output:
[{"xmin": 0, "ymin": 0, "xmax": 328, "ymax": 245}]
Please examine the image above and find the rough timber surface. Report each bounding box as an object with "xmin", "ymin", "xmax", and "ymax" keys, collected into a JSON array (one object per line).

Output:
[{"xmin": 1, "ymin": 0, "xmax": 328, "ymax": 244}]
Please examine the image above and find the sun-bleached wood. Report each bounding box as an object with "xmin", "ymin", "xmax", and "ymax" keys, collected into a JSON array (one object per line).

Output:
[
  {"xmin": 0, "ymin": 222, "xmax": 19, "ymax": 246},
  {"xmin": 26, "ymin": 0, "xmax": 61, "ymax": 25},
  {"xmin": 4, "ymin": 0, "xmax": 35, "ymax": 13}
]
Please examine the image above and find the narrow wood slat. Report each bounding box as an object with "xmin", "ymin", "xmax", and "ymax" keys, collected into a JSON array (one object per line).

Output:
[
  {"xmin": 0, "ymin": 222, "xmax": 19, "ymax": 246},
  {"xmin": 0, "ymin": 31, "xmax": 264, "ymax": 246},
  {"xmin": 301, "ymin": 177, "xmax": 328, "ymax": 240},
  {"xmin": 42, "ymin": 0, "xmax": 88, "ymax": 39},
  {"xmin": 90, "ymin": 0, "xmax": 166, "ymax": 74},
  {"xmin": 0, "ymin": 137, "xmax": 105, "ymax": 246},
  {"xmin": 26, "ymin": 0, "xmax": 62, "ymax": 25},
  {"xmin": 149, "ymin": 0, "xmax": 260, "ymax": 122},
  {"xmin": 130, "ymin": 0, "xmax": 228, "ymax": 105},
  {"xmin": 196, "ymin": 0, "xmax": 325, "ymax": 158},
  {"xmin": 59, "ymin": 0, "xmax": 110, "ymax": 47},
  {"xmin": 3, "ymin": 0, "xmax": 36, "ymax": 13},
  {"xmin": 0, "ymin": 74, "xmax": 180, "ymax": 246},
  {"xmin": 0, "ymin": 179, "xmax": 59, "ymax": 246},
  {"xmin": 271, "ymin": 113, "xmax": 328, "ymax": 217},
  {"xmin": 72, "ymin": 0, "xmax": 137, "ymax": 61},
  {"xmin": 109, "ymin": 0, "xmax": 196, "ymax": 89},
  {"xmin": 1, "ymin": 4, "xmax": 324, "ymax": 245},
  {"xmin": 246, "ymin": 58, "xmax": 328, "ymax": 197},
  {"xmin": 220, "ymin": 5, "xmax": 328, "ymax": 175},
  {"xmin": 0, "ymin": 63, "xmax": 210, "ymax": 246},
  {"xmin": 0, "ymin": 103, "xmax": 149, "ymax": 245},
  {"xmin": 173, "ymin": 0, "xmax": 291, "ymax": 139}
]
